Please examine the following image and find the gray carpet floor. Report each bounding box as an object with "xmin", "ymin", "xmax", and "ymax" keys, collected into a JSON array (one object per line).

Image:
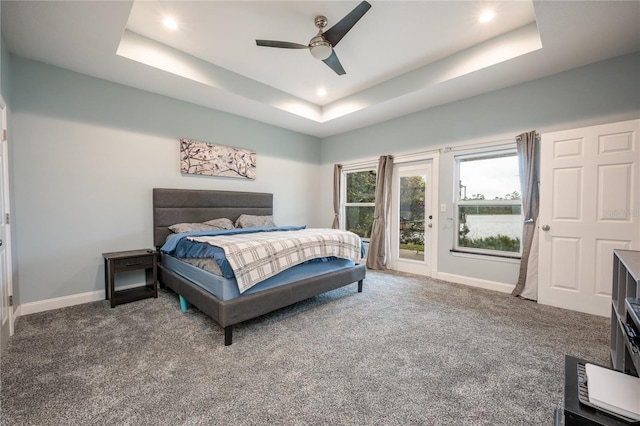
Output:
[{"xmin": 0, "ymin": 270, "xmax": 609, "ymax": 425}]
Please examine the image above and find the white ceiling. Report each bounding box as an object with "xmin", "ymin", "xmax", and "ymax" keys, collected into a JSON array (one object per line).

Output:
[{"xmin": 2, "ymin": 1, "xmax": 639, "ymax": 138}]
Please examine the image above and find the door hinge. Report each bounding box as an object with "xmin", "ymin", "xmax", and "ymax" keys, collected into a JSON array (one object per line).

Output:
[
  {"xmin": 2, "ymin": 129, "xmax": 6, "ymax": 142},
  {"xmin": 5, "ymin": 213, "xmax": 8, "ymax": 224},
  {"xmin": 8, "ymin": 295, "xmax": 12, "ymax": 306}
]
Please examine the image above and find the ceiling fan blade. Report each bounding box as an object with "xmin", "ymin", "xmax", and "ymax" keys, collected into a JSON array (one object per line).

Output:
[
  {"xmin": 323, "ymin": 51, "xmax": 346, "ymax": 75},
  {"xmin": 256, "ymin": 40, "xmax": 309, "ymax": 49},
  {"xmin": 322, "ymin": 1, "xmax": 371, "ymax": 47}
]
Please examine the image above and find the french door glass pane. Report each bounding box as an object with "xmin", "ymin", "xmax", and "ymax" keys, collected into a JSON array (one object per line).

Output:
[{"xmin": 399, "ymin": 175, "xmax": 425, "ymax": 260}]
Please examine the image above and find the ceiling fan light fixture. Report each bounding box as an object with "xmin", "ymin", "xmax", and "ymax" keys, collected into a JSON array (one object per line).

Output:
[
  {"xmin": 479, "ymin": 10, "xmax": 496, "ymax": 23},
  {"xmin": 162, "ymin": 17, "xmax": 178, "ymax": 30},
  {"xmin": 309, "ymin": 36, "xmax": 332, "ymax": 60}
]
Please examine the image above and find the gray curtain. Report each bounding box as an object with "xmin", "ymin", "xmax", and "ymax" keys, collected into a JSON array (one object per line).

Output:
[
  {"xmin": 366, "ymin": 155, "xmax": 394, "ymax": 270},
  {"xmin": 332, "ymin": 164, "xmax": 342, "ymax": 229},
  {"xmin": 512, "ymin": 131, "xmax": 540, "ymax": 298}
]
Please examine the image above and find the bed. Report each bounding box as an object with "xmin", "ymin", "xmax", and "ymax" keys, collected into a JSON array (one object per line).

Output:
[{"xmin": 153, "ymin": 188, "xmax": 366, "ymax": 345}]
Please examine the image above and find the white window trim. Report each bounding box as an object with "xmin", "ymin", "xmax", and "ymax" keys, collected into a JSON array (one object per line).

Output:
[
  {"xmin": 453, "ymin": 149, "xmax": 523, "ymax": 258},
  {"xmin": 341, "ymin": 168, "xmax": 376, "ymax": 241}
]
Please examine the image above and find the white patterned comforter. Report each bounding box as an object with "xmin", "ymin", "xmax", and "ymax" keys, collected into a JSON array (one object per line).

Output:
[{"xmin": 188, "ymin": 228, "xmax": 362, "ymax": 293}]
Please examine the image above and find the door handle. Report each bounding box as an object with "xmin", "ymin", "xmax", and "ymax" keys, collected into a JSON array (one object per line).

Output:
[{"xmin": 541, "ymin": 225, "xmax": 550, "ymax": 231}]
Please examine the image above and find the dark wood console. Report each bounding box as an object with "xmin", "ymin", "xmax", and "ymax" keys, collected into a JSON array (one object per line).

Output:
[
  {"xmin": 556, "ymin": 250, "xmax": 639, "ymax": 425},
  {"xmin": 610, "ymin": 250, "xmax": 640, "ymax": 376},
  {"xmin": 560, "ymin": 355, "xmax": 632, "ymax": 426}
]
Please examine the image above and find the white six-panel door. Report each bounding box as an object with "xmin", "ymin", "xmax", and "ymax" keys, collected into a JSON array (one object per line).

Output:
[{"xmin": 538, "ymin": 119, "xmax": 639, "ymax": 316}]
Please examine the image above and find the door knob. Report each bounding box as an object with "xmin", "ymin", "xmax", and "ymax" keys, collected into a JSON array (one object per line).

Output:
[
  {"xmin": 541, "ymin": 225, "xmax": 550, "ymax": 231},
  {"xmin": 427, "ymin": 223, "xmax": 433, "ymax": 228}
]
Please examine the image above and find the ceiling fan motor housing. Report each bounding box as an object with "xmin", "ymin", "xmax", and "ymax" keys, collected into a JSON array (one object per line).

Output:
[{"xmin": 309, "ymin": 35, "xmax": 332, "ymax": 60}]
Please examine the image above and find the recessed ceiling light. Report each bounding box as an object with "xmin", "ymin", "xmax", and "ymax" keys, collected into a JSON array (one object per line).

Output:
[
  {"xmin": 479, "ymin": 10, "xmax": 496, "ymax": 23},
  {"xmin": 163, "ymin": 17, "xmax": 178, "ymax": 30},
  {"xmin": 317, "ymin": 87, "xmax": 327, "ymax": 97}
]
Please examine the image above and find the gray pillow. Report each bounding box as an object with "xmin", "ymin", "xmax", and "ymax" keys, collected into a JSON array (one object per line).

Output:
[
  {"xmin": 203, "ymin": 218, "xmax": 235, "ymax": 230},
  {"xmin": 235, "ymin": 214, "xmax": 276, "ymax": 228},
  {"xmin": 168, "ymin": 223, "xmax": 220, "ymax": 234}
]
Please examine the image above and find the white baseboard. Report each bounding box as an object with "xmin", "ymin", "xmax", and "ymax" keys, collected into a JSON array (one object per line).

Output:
[
  {"xmin": 436, "ymin": 272, "xmax": 514, "ymax": 294},
  {"xmin": 14, "ymin": 275, "xmax": 512, "ymax": 317},
  {"xmin": 11, "ymin": 304, "xmax": 21, "ymax": 335},
  {"xmin": 19, "ymin": 290, "xmax": 105, "ymax": 316}
]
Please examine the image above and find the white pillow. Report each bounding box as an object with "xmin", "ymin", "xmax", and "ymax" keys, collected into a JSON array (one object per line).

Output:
[
  {"xmin": 234, "ymin": 214, "xmax": 276, "ymax": 228},
  {"xmin": 203, "ymin": 218, "xmax": 235, "ymax": 230},
  {"xmin": 168, "ymin": 223, "xmax": 219, "ymax": 234}
]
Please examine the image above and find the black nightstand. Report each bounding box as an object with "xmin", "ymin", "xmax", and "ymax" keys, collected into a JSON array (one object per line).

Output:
[{"xmin": 103, "ymin": 249, "xmax": 158, "ymax": 308}]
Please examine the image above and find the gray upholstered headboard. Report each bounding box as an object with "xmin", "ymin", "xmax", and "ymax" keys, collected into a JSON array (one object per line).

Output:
[{"xmin": 153, "ymin": 188, "xmax": 273, "ymax": 248}]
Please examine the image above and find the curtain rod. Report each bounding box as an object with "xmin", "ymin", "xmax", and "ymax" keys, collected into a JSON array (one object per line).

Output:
[
  {"xmin": 341, "ymin": 148, "xmax": 440, "ymax": 170},
  {"xmin": 445, "ymin": 139, "xmax": 514, "ymax": 152},
  {"xmin": 340, "ymin": 131, "xmax": 538, "ymax": 169},
  {"xmin": 395, "ymin": 149, "xmax": 440, "ymax": 160},
  {"xmin": 342, "ymin": 141, "xmax": 509, "ymax": 169}
]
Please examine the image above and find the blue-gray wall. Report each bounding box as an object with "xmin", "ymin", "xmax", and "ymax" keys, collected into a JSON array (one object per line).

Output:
[
  {"xmin": 10, "ymin": 56, "xmax": 321, "ymax": 305},
  {"xmin": 320, "ymin": 52, "xmax": 640, "ymax": 286}
]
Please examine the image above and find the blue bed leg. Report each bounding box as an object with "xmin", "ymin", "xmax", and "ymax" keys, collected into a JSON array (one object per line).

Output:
[{"xmin": 179, "ymin": 295, "xmax": 188, "ymax": 312}]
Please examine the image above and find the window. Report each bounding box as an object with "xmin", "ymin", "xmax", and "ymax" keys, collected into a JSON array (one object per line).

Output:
[
  {"xmin": 343, "ymin": 169, "xmax": 376, "ymax": 240},
  {"xmin": 454, "ymin": 150, "xmax": 522, "ymax": 256}
]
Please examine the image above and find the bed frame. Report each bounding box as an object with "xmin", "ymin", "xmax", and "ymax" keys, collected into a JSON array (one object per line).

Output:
[{"xmin": 153, "ymin": 188, "xmax": 366, "ymax": 345}]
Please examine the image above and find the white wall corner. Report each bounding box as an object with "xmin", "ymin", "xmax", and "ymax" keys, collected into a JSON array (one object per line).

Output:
[
  {"xmin": 19, "ymin": 290, "xmax": 105, "ymax": 316},
  {"xmin": 436, "ymin": 272, "xmax": 514, "ymax": 294}
]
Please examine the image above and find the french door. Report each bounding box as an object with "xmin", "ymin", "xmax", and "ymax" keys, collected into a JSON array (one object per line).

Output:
[{"xmin": 390, "ymin": 161, "xmax": 435, "ymax": 276}]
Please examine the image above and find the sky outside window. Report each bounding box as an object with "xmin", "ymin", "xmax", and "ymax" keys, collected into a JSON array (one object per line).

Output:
[{"xmin": 459, "ymin": 155, "xmax": 520, "ymax": 200}]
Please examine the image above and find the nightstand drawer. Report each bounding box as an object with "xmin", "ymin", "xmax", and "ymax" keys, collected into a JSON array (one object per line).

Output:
[{"xmin": 113, "ymin": 256, "xmax": 153, "ymax": 272}]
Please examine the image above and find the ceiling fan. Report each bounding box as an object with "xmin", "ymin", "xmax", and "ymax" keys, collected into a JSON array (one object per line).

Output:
[{"xmin": 256, "ymin": 1, "xmax": 372, "ymax": 76}]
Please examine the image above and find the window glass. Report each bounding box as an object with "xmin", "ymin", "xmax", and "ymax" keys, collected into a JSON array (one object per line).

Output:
[
  {"xmin": 343, "ymin": 170, "xmax": 376, "ymax": 239},
  {"xmin": 346, "ymin": 171, "xmax": 376, "ymax": 203},
  {"xmin": 456, "ymin": 152, "xmax": 522, "ymax": 255},
  {"xmin": 345, "ymin": 206, "xmax": 375, "ymax": 239}
]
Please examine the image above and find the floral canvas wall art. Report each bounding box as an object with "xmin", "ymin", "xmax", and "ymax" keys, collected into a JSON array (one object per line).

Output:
[{"xmin": 180, "ymin": 138, "xmax": 256, "ymax": 180}]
